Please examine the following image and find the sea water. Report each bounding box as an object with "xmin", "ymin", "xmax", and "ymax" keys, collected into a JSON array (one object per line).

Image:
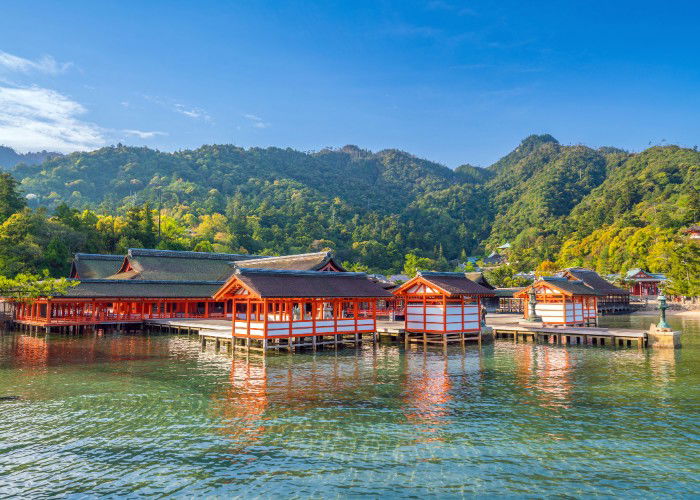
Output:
[{"xmin": 0, "ymin": 314, "xmax": 698, "ymax": 497}]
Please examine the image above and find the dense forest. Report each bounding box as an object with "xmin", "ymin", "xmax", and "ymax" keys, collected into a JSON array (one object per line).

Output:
[{"xmin": 2, "ymin": 135, "xmax": 698, "ymax": 294}]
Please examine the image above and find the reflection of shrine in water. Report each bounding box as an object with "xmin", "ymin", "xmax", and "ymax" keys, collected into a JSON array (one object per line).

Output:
[
  {"xmin": 401, "ymin": 349, "xmax": 483, "ymax": 443},
  {"xmin": 3, "ymin": 333, "xmax": 169, "ymax": 370},
  {"xmin": 210, "ymin": 350, "xmax": 387, "ymax": 450},
  {"xmin": 209, "ymin": 347, "xmax": 487, "ymax": 449},
  {"xmin": 512, "ymin": 344, "xmax": 574, "ymax": 409}
]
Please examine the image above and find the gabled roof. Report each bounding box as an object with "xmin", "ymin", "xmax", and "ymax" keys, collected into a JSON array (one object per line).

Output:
[
  {"xmin": 69, "ymin": 253, "xmax": 123, "ymax": 279},
  {"xmin": 233, "ymin": 251, "xmax": 346, "ymax": 272},
  {"xmin": 214, "ymin": 268, "xmax": 392, "ymax": 300},
  {"xmin": 55, "ymin": 279, "xmax": 222, "ymax": 299},
  {"xmin": 557, "ymin": 267, "xmax": 630, "ymax": 296},
  {"xmin": 494, "ymin": 287, "xmax": 525, "ymax": 298},
  {"xmin": 393, "ymin": 271, "xmax": 495, "ymax": 297},
  {"xmin": 483, "ymin": 252, "xmax": 505, "ymax": 265},
  {"xmin": 465, "ymin": 272, "xmax": 496, "ymax": 290},
  {"xmin": 107, "ymin": 248, "xmax": 346, "ymax": 281},
  {"xmin": 108, "ymin": 248, "xmax": 264, "ymax": 281},
  {"xmin": 515, "ymin": 277, "xmax": 597, "ymax": 297},
  {"xmin": 625, "ymin": 268, "xmax": 665, "ymax": 281}
]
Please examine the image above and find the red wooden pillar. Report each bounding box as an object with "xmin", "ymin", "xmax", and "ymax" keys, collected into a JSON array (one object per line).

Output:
[
  {"xmin": 442, "ymin": 295, "xmax": 447, "ymax": 334},
  {"xmin": 371, "ymin": 299, "xmax": 377, "ymax": 330},
  {"xmin": 246, "ymin": 298, "xmax": 251, "ymax": 337},
  {"xmin": 230, "ymin": 297, "xmax": 236, "ymax": 338},
  {"xmin": 311, "ymin": 299, "xmax": 317, "ymax": 336},
  {"xmin": 263, "ymin": 299, "xmax": 269, "ymax": 339},
  {"xmin": 353, "ymin": 299, "xmax": 359, "ymax": 333}
]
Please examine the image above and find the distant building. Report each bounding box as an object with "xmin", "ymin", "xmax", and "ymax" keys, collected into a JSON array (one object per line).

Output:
[
  {"xmin": 388, "ymin": 274, "xmax": 409, "ymax": 283},
  {"xmin": 626, "ymin": 269, "xmax": 667, "ymax": 296},
  {"xmin": 497, "ymin": 242, "xmax": 511, "ymax": 250},
  {"xmin": 556, "ymin": 267, "xmax": 630, "ymax": 313},
  {"xmin": 515, "ymin": 271, "xmax": 535, "ymax": 281},
  {"xmin": 482, "ymin": 251, "xmax": 506, "ymax": 266},
  {"xmin": 683, "ymin": 224, "xmax": 700, "ymax": 240}
]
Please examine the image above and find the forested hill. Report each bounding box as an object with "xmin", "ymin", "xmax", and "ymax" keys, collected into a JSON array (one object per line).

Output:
[
  {"xmin": 6, "ymin": 136, "xmax": 700, "ymax": 280},
  {"xmin": 0, "ymin": 146, "xmax": 62, "ymax": 169}
]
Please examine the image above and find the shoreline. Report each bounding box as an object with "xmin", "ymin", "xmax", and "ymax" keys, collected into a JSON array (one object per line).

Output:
[{"xmin": 631, "ymin": 309, "xmax": 700, "ymax": 318}]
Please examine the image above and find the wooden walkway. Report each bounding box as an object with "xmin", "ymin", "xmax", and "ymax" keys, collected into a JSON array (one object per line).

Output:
[
  {"xmin": 143, "ymin": 315, "xmax": 649, "ymax": 350},
  {"xmin": 490, "ymin": 323, "xmax": 646, "ymax": 348}
]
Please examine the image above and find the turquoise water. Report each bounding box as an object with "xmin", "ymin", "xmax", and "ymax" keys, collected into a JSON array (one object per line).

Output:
[{"xmin": 1, "ymin": 314, "xmax": 698, "ymax": 497}]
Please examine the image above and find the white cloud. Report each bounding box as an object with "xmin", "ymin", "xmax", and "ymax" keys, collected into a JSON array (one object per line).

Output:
[
  {"xmin": 122, "ymin": 129, "xmax": 167, "ymax": 139},
  {"xmin": 174, "ymin": 103, "xmax": 210, "ymax": 121},
  {"xmin": 0, "ymin": 85, "xmax": 104, "ymax": 153},
  {"xmin": 0, "ymin": 50, "xmax": 72, "ymax": 75},
  {"xmin": 243, "ymin": 113, "xmax": 270, "ymax": 129},
  {"xmin": 142, "ymin": 94, "xmax": 212, "ymax": 121}
]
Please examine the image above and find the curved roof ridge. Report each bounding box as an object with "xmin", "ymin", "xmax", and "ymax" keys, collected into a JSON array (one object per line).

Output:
[
  {"xmin": 418, "ymin": 271, "xmax": 468, "ymax": 277},
  {"xmin": 127, "ymin": 248, "xmax": 261, "ymax": 260},
  {"xmin": 235, "ymin": 268, "xmax": 365, "ymax": 278},
  {"xmin": 237, "ymin": 250, "xmax": 331, "ymax": 264},
  {"xmin": 72, "ymin": 278, "xmax": 226, "ymax": 285},
  {"xmin": 74, "ymin": 253, "xmax": 123, "ymax": 261}
]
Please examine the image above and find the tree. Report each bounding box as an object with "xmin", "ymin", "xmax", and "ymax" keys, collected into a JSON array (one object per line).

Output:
[
  {"xmin": 536, "ymin": 260, "xmax": 558, "ymax": 277},
  {"xmin": 403, "ymin": 253, "xmax": 435, "ymax": 277},
  {"xmin": 665, "ymin": 242, "xmax": 700, "ymax": 296},
  {"xmin": 0, "ymin": 270, "xmax": 77, "ymax": 300},
  {"xmin": 0, "ymin": 172, "xmax": 25, "ymax": 222},
  {"xmin": 193, "ymin": 240, "xmax": 215, "ymax": 253}
]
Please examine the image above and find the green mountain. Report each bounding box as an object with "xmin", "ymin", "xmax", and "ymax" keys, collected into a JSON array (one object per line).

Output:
[
  {"xmin": 0, "ymin": 146, "xmax": 62, "ymax": 170},
  {"xmin": 7, "ymin": 137, "xmax": 699, "ymax": 278}
]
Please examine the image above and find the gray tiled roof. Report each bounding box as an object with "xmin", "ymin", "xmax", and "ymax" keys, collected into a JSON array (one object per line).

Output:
[
  {"xmin": 412, "ymin": 271, "xmax": 495, "ymax": 296},
  {"xmin": 226, "ymin": 269, "xmax": 393, "ymax": 299},
  {"xmin": 69, "ymin": 254, "xmax": 123, "ymax": 279},
  {"xmin": 559, "ymin": 268, "xmax": 630, "ymax": 296},
  {"xmin": 465, "ymin": 272, "xmax": 496, "ymax": 290},
  {"xmin": 107, "ymin": 248, "xmax": 262, "ymax": 281},
  {"xmin": 107, "ymin": 248, "xmax": 345, "ymax": 281},
  {"xmin": 57, "ymin": 279, "xmax": 222, "ymax": 299},
  {"xmin": 234, "ymin": 251, "xmax": 346, "ymax": 272},
  {"xmin": 540, "ymin": 277, "xmax": 597, "ymax": 295}
]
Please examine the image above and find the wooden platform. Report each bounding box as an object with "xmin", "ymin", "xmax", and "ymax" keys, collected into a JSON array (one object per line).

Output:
[
  {"xmin": 145, "ymin": 316, "xmax": 649, "ymax": 351},
  {"xmin": 144, "ymin": 318, "xmax": 231, "ymax": 336},
  {"xmin": 490, "ymin": 323, "xmax": 646, "ymax": 348}
]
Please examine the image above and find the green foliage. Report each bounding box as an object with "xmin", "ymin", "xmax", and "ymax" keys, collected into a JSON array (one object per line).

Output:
[
  {"xmin": 0, "ymin": 270, "xmax": 77, "ymax": 300},
  {"xmin": 0, "ymin": 172, "xmax": 26, "ymax": 223},
  {"xmin": 3, "ymin": 139, "xmax": 699, "ymax": 293},
  {"xmin": 483, "ymin": 265, "xmax": 531, "ymax": 288},
  {"xmin": 402, "ymin": 253, "xmax": 435, "ymax": 277},
  {"xmin": 665, "ymin": 242, "xmax": 700, "ymax": 296}
]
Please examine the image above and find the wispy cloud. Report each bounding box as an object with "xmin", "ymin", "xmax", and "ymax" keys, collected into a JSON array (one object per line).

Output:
[
  {"xmin": 122, "ymin": 129, "xmax": 167, "ymax": 139},
  {"xmin": 0, "ymin": 85, "xmax": 104, "ymax": 152},
  {"xmin": 243, "ymin": 113, "xmax": 270, "ymax": 129},
  {"xmin": 174, "ymin": 103, "xmax": 210, "ymax": 120},
  {"xmin": 141, "ymin": 94, "xmax": 211, "ymax": 121},
  {"xmin": 0, "ymin": 50, "xmax": 72, "ymax": 75}
]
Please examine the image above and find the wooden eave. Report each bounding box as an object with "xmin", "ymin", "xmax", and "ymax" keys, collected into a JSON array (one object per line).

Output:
[
  {"xmin": 515, "ymin": 281, "xmax": 574, "ymax": 298},
  {"xmin": 392, "ymin": 276, "xmax": 456, "ymax": 297}
]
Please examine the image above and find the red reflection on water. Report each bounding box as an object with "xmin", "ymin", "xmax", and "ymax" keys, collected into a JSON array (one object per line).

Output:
[
  {"xmin": 402, "ymin": 353, "xmax": 452, "ymax": 443},
  {"xmin": 534, "ymin": 348, "xmax": 573, "ymax": 409},
  {"xmin": 513, "ymin": 344, "xmax": 574, "ymax": 410}
]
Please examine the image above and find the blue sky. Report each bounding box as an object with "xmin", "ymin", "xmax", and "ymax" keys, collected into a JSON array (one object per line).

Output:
[{"xmin": 1, "ymin": 1, "xmax": 699, "ymax": 167}]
